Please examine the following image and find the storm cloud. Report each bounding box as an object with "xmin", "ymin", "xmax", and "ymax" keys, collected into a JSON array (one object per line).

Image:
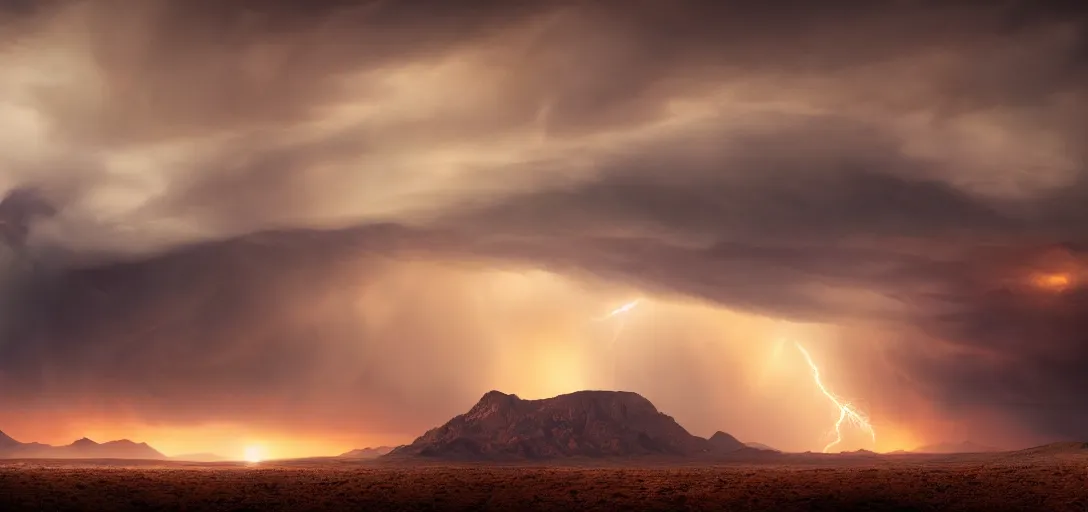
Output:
[{"xmin": 0, "ymin": 0, "xmax": 1085, "ymax": 455}]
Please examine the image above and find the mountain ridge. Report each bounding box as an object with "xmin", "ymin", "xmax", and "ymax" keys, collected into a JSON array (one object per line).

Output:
[
  {"xmin": 389, "ymin": 390, "xmax": 744, "ymax": 460},
  {"xmin": 0, "ymin": 432, "xmax": 166, "ymax": 460}
]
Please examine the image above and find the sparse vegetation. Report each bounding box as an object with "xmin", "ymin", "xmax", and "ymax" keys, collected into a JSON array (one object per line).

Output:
[{"xmin": 0, "ymin": 456, "xmax": 1086, "ymax": 511}]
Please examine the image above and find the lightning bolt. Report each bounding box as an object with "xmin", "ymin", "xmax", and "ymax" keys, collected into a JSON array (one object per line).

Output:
[
  {"xmin": 594, "ymin": 299, "xmax": 641, "ymax": 387},
  {"xmin": 597, "ymin": 299, "xmax": 640, "ymax": 322},
  {"xmin": 600, "ymin": 299, "xmax": 640, "ymax": 345},
  {"xmin": 794, "ymin": 341, "xmax": 876, "ymax": 453}
]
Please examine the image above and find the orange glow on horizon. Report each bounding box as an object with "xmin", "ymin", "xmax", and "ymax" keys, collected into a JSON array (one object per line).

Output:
[
  {"xmin": 873, "ymin": 424, "xmax": 923, "ymax": 454},
  {"xmin": 244, "ymin": 445, "xmax": 265, "ymax": 463},
  {"xmin": 1032, "ymin": 272, "xmax": 1071, "ymax": 292},
  {"xmin": 0, "ymin": 421, "xmax": 406, "ymax": 461}
]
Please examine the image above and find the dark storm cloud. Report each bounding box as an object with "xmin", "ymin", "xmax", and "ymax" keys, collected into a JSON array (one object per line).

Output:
[
  {"xmin": 32, "ymin": 0, "xmax": 559, "ymax": 145},
  {"xmin": 1, "ymin": 0, "xmax": 1087, "ymax": 445},
  {"xmin": 0, "ymin": 188, "xmax": 56, "ymax": 249},
  {"xmin": 160, "ymin": 0, "xmax": 1082, "ymax": 236},
  {"xmin": 10, "ymin": 0, "xmax": 1084, "ymax": 238}
]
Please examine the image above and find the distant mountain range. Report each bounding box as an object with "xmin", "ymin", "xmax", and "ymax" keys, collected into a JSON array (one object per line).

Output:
[
  {"xmin": 0, "ymin": 432, "xmax": 165, "ymax": 460},
  {"xmin": 9, "ymin": 391, "xmax": 1072, "ymax": 463},
  {"xmin": 388, "ymin": 390, "xmax": 768, "ymax": 460}
]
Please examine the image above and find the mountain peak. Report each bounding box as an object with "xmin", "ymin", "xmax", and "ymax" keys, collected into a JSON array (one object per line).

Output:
[
  {"xmin": 480, "ymin": 390, "xmax": 516, "ymax": 401},
  {"xmin": 71, "ymin": 437, "xmax": 98, "ymax": 447},
  {"xmin": 102, "ymin": 439, "xmax": 142, "ymax": 446},
  {"xmin": 392, "ymin": 389, "xmax": 710, "ymax": 459},
  {"xmin": 708, "ymin": 431, "xmax": 745, "ymax": 452},
  {"xmin": 466, "ymin": 390, "xmax": 524, "ymax": 421},
  {"xmin": 475, "ymin": 390, "xmax": 522, "ymax": 407},
  {"xmin": 710, "ymin": 431, "xmax": 737, "ymax": 441}
]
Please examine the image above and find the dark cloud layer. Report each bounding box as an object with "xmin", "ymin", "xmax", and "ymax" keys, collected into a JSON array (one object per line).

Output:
[
  {"xmin": 0, "ymin": 188, "xmax": 56, "ymax": 248},
  {"xmin": 1, "ymin": 0, "xmax": 1086, "ymax": 449}
]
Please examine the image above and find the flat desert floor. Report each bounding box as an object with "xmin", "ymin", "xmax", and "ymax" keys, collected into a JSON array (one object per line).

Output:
[{"xmin": 1, "ymin": 455, "xmax": 1087, "ymax": 511}]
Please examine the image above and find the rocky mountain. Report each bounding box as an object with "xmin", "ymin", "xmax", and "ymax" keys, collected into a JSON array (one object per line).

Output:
[
  {"xmin": 708, "ymin": 431, "xmax": 745, "ymax": 452},
  {"xmin": 390, "ymin": 390, "xmax": 717, "ymax": 460},
  {"xmin": 912, "ymin": 441, "xmax": 1002, "ymax": 454},
  {"xmin": 340, "ymin": 446, "xmax": 395, "ymax": 459},
  {"xmin": 0, "ymin": 432, "xmax": 166, "ymax": 460}
]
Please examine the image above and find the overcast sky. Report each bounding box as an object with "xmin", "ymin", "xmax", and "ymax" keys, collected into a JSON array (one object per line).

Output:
[{"xmin": 1, "ymin": 0, "xmax": 1085, "ymax": 459}]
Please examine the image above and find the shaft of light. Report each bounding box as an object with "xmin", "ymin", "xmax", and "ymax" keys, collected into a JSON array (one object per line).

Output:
[
  {"xmin": 794, "ymin": 341, "xmax": 876, "ymax": 453},
  {"xmin": 609, "ymin": 318, "xmax": 627, "ymax": 347}
]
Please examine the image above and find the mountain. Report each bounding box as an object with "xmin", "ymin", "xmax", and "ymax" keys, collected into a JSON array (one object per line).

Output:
[
  {"xmin": 340, "ymin": 446, "xmax": 395, "ymax": 459},
  {"xmin": 0, "ymin": 432, "xmax": 166, "ymax": 460},
  {"xmin": 912, "ymin": 441, "xmax": 1002, "ymax": 454},
  {"xmin": 708, "ymin": 431, "xmax": 745, "ymax": 452},
  {"xmin": 0, "ymin": 431, "xmax": 19, "ymax": 450},
  {"xmin": 390, "ymin": 390, "xmax": 714, "ymax": 460},
  {"xmin": 50, "ymin": 438, "xmax": 166, "ymax": 459},
  {"xmin": 744, "ymin": 442, "xmax": 780, "ymax": 452}
]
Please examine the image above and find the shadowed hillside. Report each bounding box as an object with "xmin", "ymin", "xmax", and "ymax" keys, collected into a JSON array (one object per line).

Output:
[{"xmin": 389, "ymin": 390, "xmax": 728, "ymax": 460}]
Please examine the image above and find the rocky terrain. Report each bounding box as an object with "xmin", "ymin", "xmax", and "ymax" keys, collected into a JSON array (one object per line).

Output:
[
  {"xmin": 390, "ymin": 390, "xmax": 747, "ymax": 460},
  {"xmin": 2, "ymin": 457, "xmax": 1087, "ymax": 511}
]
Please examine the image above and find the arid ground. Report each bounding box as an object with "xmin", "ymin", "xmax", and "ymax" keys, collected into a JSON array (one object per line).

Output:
[{"xmin": 0, "ymin": 456, "xmax": 1086, "ymax": 511}]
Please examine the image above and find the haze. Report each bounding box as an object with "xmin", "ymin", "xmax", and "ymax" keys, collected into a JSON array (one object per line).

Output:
[{"xmin": 1, "ymin": 0, "xmax": 1085, "ymax": 461}]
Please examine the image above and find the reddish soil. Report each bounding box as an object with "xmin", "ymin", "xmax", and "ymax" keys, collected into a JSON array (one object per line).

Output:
[{"xmin": 0, "ymin": 458, "xmax": 1086, "ymax": 511}]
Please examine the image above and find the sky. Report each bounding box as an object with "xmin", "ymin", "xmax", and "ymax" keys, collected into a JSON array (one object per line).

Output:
[{"xmin": 0, "ymin": 0, "xmax": 1086, "ymax": 460}]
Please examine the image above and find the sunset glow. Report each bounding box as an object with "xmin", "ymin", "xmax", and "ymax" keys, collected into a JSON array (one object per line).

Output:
[
  {"xmin": 1033, "ymin": 272, "xmax": 1072, "ymax": 292},
  {"xmin": 243, "ymin": 446, "xmax": 265, "ymax": 463}
]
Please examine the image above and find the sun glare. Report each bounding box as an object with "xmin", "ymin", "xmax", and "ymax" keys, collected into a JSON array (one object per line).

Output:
[{"xmin": 243, "ymin": 445, "xmax": 265, "ymax": 463}]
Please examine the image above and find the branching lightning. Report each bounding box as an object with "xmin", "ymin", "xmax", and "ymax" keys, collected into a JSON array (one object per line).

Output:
[{"xmin": 794, "ymin": 341, "xmax": 876, "ymax": 453}]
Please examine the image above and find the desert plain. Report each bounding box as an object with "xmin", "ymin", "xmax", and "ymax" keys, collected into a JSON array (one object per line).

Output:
[{"xmin": 1, "ymin": 451, "xmax": 1087, "ymax": 512}]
